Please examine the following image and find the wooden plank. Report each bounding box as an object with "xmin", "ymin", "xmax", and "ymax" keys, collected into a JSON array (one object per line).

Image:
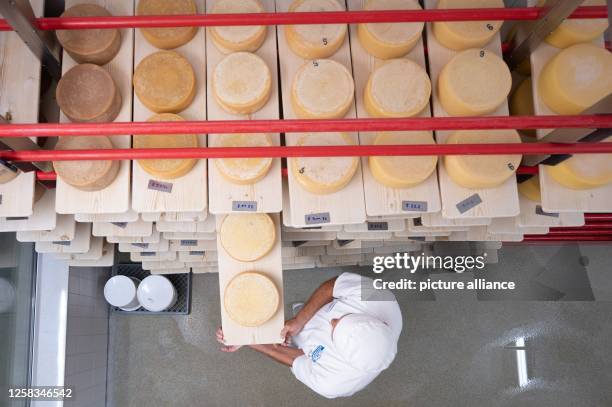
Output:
[
  {"xmin": 343, "ymin": 219, "xmax": 405, "ymax": 233},
  {"xmin": 35, "ymin": 222, "xmax": 92, "ymax": 253},
  {"xmin": 421, "ymin": 211, "xmax": 491, "ymax": 227},
  {"xmin": 0, "ymin": 189, "xmax": 56, "ymax": 232},
  {"xmin": 163, "ymin": 231, "xmax": 217, "ymax": 240},
  {"xmin": 68, "ymin": 242, "xmax": 115, "ymax": 267},
  {"xmin": 107, "ymin": 229, "xmax": 161, "ymax": 244},
  {"xmin": 16, "ymin": 214, "xmax": 75, "ymax": 242},
  {"xmin": 118, "ymin": 238, "xmax": 169, "ymax": 253},
  {"xmin": 92, "ymin": 219, "xmax": 153, "ymax": 237},
  {"xmin": 156, "ymin": 214, "xmax": 216, "ymax": 233},
  {"xmin": 75, "ymin": 209, "xmax": 139, "ymax": 223},
  {"xmin": 56, "ymin": 237, "xmax": 104, "ymax": 260},
  {"xmin": 131, "ymin": 251, "xmax": 177, "ymax": 262},
  {"xmin": 169, "ymin": 239, "xmax": 217, "ymax": 252}
]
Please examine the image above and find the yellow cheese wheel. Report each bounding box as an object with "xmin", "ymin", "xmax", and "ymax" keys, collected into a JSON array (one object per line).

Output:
[
  {"xmin": 291, "ymin": 59, "xmax": 355, "ymax": 119},
  {"xmin": 444, "ymin": 130, "xmax": 522, "ymax": 189},
  {"xmin": 134, "ymin": 51, "xmax": 197, "ymax": 114},
  {"xmin": 433, "ymin": 0, "xmax": 503, "ymax": 51},
  {"xmin": 510, "ymin": 78, "xmax": 536, "ymax": 137},
  {"xmin": 364, "ymin": 58, "xmax": 431, "ymax": 118},
  {"xmin": 133, "ymin": 113, "xmax": 199, "ymax": 180},
  {"xmin": 0, "ymin": 162, "xmax": 19, "ymax": 184},
  {"xmin": 357, "ymin": 0, "xmax": 424, "ymax": 59},
  {"xmin": 220, "ymin": 213, "xmax": 276, "ymax": 262},
  {"xmin": 211, "ymin": 134, "xmax": 273, "ymax": 185},
  {"xmin": 291, "ymin": 133, "xmax": 358, "ymax": 194},
  {"xmin": 212, "ymin": 52, "xmax": 272, "ymax": 115},
  {"xmin": 137, "ymin": 0, "xmax": 198, "ymax": 50},
  {"xmin": 369, "ymin": 132, "xmax": 438, "ymax": 188},
  {"xmin": 53, "ymin": 136, "xmax": 120, "ymax": 191},
  {"xmin": 56, "ymin": 4, "xmax": 121, "ymax": 65},
  {"xmin": 538, "ymin": 43, "xmax": 612, "ymax": 115},
  {"xmin": 540, "ymin": 0, "xmax": 609, "ymax": 49},
  {"xmin": 57, "ymin": 64, "xmax": 122, "ymax": 123},
  {"xmin": 518, "ymin": 175, "xmax": 541, "ymax": 203},
  {"xmin": 546, "ymin": 138, "xmax": 612, "ymax": 190},
  {"xmin": 209, "ymin": 0, "xmax": 267, "ymax": 53},
  {"xmin": 285, "ymin": 0, "xmax": 347, "ymax": 59},
  {"xmin": 438, "ymin": 48, "xmax": 511, "ymax": 116},
  {"xmin": 224, "ymin": 272, "xmax": 279, "ymax": 327}
]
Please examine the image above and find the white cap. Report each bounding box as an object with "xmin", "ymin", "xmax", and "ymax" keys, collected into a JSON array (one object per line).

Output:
[
  {"xmin": 104, "ymin": 276, "xmax": 139, "ymax": 310},
  {"xmin": 137, "ymin": 275, "xmax": 177, "ymax": 312},
  {"xmin": 332, "ymin": 313, "xmax": 397, "ymax": 372}
]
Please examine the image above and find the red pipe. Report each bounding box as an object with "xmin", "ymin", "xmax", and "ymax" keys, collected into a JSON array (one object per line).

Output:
[
  {"xmin": 523, "ymin": 235, "xmax": 612, "ymax": 242},
  {"xmin": 516, "ymin": 166, "xmax": 538, "ymax": 175},
  {"xmin": 552, "ymin": 224, "xmax": 612, "ymax": 230},
  {"xmin": 35, "ymin": 171, "xmax": 57, "ymax": 181},
  {"xmin": 585, "ymin": 214, "xmax": 612, "ymax": 221},
  {"xmin": 546, "ymin": 229, "xmax": 612, "ymax": 236}
]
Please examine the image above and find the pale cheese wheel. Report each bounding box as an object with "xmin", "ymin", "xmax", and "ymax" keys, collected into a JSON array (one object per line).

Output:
[
  {"xmin": 357, "ymin": 0, "xmax": 424, "ymax": 59},
  {"xmin": 444, "ymin": 130, "xmax": 522, "ymax": 189},
  {"xmin": 438, "ymin": 48, "xmax": 511, "ymax": 116},
  {"xmin": 137, "ymin": 0, "xmax": 198, "ymax": 50},
  {"xmin": 211, "ymin": 134, "xmax": 273, "ymax": 185},
  {"xmin": 219, "ymin": 213, "xmax": 276, "ymax": 262},
  {"xmin": 224, "ymin": 272, "xmax": 279, "ymax": 327},
  {"xmin": 56, "ymin": 4, "xmax": 121, "ymax": 65},
  {"xmin": 369, "ymin": 132, "xmax": 438, "ymax": 188},
  {"xmin": 0, "ymin": 161, "xmax": 19, "ymax": 184},
  {"xmin": 133, "ymin": 113, "xmax": 199, "ymax": 180},
  {"xmin": 510, "ymin": 78, "xmax": 536, "ymax": 137},
  {"xmin": 285, "ymin": 0, "xmax": 347, "ymax": 59},
  {"xmin": 364, "ymin": 58, "xmax": 431, "ymax": 118},
  {"xmin": 546, "ymin": 138, "xmax": 612, "ymax": 190},
  {"xmin": 538, "ymin": 43, "xmax": 612, "ymax": 115},
  {"xmin": 540, "ymin": 0, "xmax": 609, "ymax": 49},
  {"xmin": 53, "ymin": 136, "xmax": 120, "ymax": 191},
  {"xmin": 212, "ymin": 52, "xmax": 272, "ymax": 115},
  {"xmin": 518, "ymin": 175, "xmax": 541, "ymax": 203},
  {"xmin": 209, "ymin": 0, "xmax": 267, "ymax": 53},
  {"xmin": 291, "ymin": 133, "xmax": 358, "ymax": 194},
  {"xmin": 291, "ymin": 59, "xmax": 355, "ymax": 119},
  {"xmin": 57, "ymin": 64, "xmax": 122, "ymax": 123},
  {"xmin": 433, "ymin": 0, "xmax": 504, "ymax": 51},
  {"xmin": 134, "ymin": 51, "xmax": 196, "ymax": 114}
]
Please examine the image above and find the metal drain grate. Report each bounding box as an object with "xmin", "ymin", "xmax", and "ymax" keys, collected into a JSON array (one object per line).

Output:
[{"xmin": 111, "ymin": 263, "xmax": 191, "ymax": 315}]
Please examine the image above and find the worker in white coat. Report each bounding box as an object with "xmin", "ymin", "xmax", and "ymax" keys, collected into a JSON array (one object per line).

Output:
[{"xmin": 216, "ymin": 272, "xmax": 403, "ymax": 399}]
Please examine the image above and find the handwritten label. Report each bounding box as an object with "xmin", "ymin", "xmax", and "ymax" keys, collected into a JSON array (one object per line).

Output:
[
  {"xmin": 305, "ymin": 212, "xmax": 331, "ymax": 225},
  {"xmin": 140, "ymin": 252, "xmax": 156, "ymax": 257},
  {"xmin": 148, "ymin": 179, "xmax": 173, "ymax": 193},
  {"xmin": 535, "ymin": 205, "xmax": 560, "ymax": 218},
  {"xmin": 180, "ymin": 240, "xmax": 198, "ymax": 247},
  {"xmin": 232, "ymin": 201, "xmax": 258, "ymax": 212},
  {"xmin": 456, "ymin": 194, "xmax": 482, "ymax": 214},
  {"xmin": 6, "ymin": 216, "xmax": 29, "ymax": 221},
  {"xmin": 189, "ymin": 251, "xmax": 205, "ymax": 256},
  {"xmin": 52, "ymin": 241, "xmax": 71, "ymax": 246},
  {"xmin": 131, "ymin": 243, "xmax": 149, "ymax": 249},
  {"xmin": 367, "ymin": 222, "xmax": 389, "ymax": 231},
  {"xmin": 111, "ymin": 222, "xmax": 128, "ymax": 229},
  {"xmin": 402, "ymin": 201, "xmax": 428, "ymax": 212}
]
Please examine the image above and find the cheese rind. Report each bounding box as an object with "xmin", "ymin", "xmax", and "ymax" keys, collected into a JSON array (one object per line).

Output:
[
  {"xmin": 357, "ymin": 0, "xmax": 424, "ymax": 59},
  {"xmin": 438, "ymin": 48, "xmax": 511, "ymax": 116},
  {"xmin": 134, "ymin": 51, "xmax": 196, "ymax": 114},
  {"xmin": 546, "ymin": 138, "xmax": 612, "ymax": 190},
  {"xmin": 542, "ymin": 0, "xmax": 609, "ymax": 48},
  {"xmin": 224, "ymin": 272, "xmax": 279, "ymax": 327},
  {"xmin": 444, "ymin": 130, "xmax": 522, "ymax": 189},
  {"xmin": 291, "ymin": 60, "xmax": 355, "ymax": 119},
  {"xmin": 219, "ymin": 213, "xmax": 276, "ymax": 262},
  {"xmin": 364, "ymin": 59, "xmax": 431, "ymax": 118},
  {"xmin": 211, "ymin": 134, "xmax": 273, "ymax": 185},
  {"xmin": 291, "ymin": 133, "xmax": 358, "ymax": 194},
  {"xmin": 518, "ymin": 175, "xmax": 541, "ymax": 203},
  {"xmin": 137, "ymin": 0, "xmax": 198, "ymax": 50},
  {"xmin": 209, "ymin": 0, "xmax": 267, "ymax": 53},
  {"xmin": 510, "ymin": 78, "xmax": 536, "ymax": 137}
]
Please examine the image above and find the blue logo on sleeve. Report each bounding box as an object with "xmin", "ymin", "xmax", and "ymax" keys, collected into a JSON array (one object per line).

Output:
[{"xmin": 309, "ymin": 345, "xmax": 325, "ymax": 363}]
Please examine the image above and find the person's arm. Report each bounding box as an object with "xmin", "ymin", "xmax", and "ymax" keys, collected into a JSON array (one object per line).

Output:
[{"xmin": 249, "ymin": 344, "xmax": 305, "ymax": 367}]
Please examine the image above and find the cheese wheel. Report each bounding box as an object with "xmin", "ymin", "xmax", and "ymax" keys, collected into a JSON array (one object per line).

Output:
[
  {"xmin": 291, "ymin": 60, "xmax": 355, "ymax": 119},
  {"xmin": 510, "ymin": 78, "xmax": 536, "ymax": 137},
  {"xmin": 209, "ymin": 0, "xmax": 267, "ymax": 53},
  {"xmin": 219, "ymin": 213, "xmax": 276, "ymax": 262},
  {"xmin": 224, "ymin": 272, "xmax": 279, "ymax": 327},
  {"xmin": 291, "ymin": 133, "xmax": 358, "ymax": 194},
  {"xmin": 211, "ymin": 134, "xmax": 273, "ymax": 185},
  {"xmin": 369, "ymin": 132, "xmax": 438, "ymax": 188},
  {"xmin": 56, "ymin": 4, "xmax": 121, "ymax": 65},
  {"xmin": 444, "ymin": 130, "xmax": 522, "ymax": 189},
  {"xmin": 433, "ymin": 0, "xmax": 503, "ymax": 51},
  {"xmin": 540, "ymin": 0, "xmax": 609, "ymax": 49},
  {"xmin": 546, "ymin": 138, "xmax": 612, "ymax": 190},
  {"xmin": 538, "ymin": 43, "xmax": 612, "ymax": 115},
  {"xmin": 57, "ymin": 64, "xmax": 122, "ymax": 123},
  {"xmin": 137, "ymin": 0, "xmax": 198, "ymax": 50},
  {"xmin": 212, "ymin": 52, "xmax": 272, "ymax": 115},
  {"xmin": 0, "ymin": 161, "xmax": 19, "ymax": 184},
  {"xmin": 518, "ymin": 175, "xmax": 541, "ymax": 203},
  {"xmin": 285, "ymin": 0, "xmax": 347, "ymax": 59},
  {"xmin": 364, "ymin": 59, "xmax": 431, "ymax": 118},
  {"xmin": 357, "ymin": 0, "xmax": 424, "ymax": 59},
  {"xmin": 438, "ymin": 48, "xmax": 511, "ymax": 116},
  {"xmin": 133, "ymin": 113, "xmax": 199, "ymax": 180},
  {"xmin": 53, "ymin": 136, "xmax": 120, "ymax": 191},
  {"xmin": 134, "ymin": 51, "xmax": 196, "ymax": 114}
]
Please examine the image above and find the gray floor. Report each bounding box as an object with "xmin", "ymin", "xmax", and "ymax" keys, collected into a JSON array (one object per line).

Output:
[{"xmin": 107, "ymin": 244, "xmax": 612, "ymax": 407}]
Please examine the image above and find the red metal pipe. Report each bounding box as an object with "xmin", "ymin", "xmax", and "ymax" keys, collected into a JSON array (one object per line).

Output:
[
  {"xmin": 523, "ymin": 235, "xmax": 612, "ymax": 242},
  {"xmin": 516, "ymin": 166, "xmax": 539, "ymax": 175},
  {"xmin": 546, "ymin": 229, "xmax": 612, "ymax": 236},
  {"xmin": 585, "ymin": 214, "xmax": 612, "ymax": 221},
  {"xmin": 552, "ymin": 224, "xmax": 612, "ymax": 230},
  {"xmin": 35, "ymin": 171, "xmax": 57, "ymax": 181}
]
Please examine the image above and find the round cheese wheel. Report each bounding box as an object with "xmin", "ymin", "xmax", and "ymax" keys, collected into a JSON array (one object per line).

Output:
[
  {"xmin": 53, "ymin": 136, "xmax": 120, "ymax": 191},
  {"xmin": 212, "ymin": 52, "xmax": 272, "ymax": 115},
  {"xmin": 444, "ymin": 130, "xmax": 522, "ymax": 189},
  {"xmin": 433, "ymin": 0, "xmax": 503, "ymax": 51},
  {"xmin": 56, "ymin": 4, "xmax": 121, "ymax": 65},
  {"xmin": 220, "ymin": 213, "xmax": 276, "ymax": 262},
  {"xmin": 539, "ymin": 43, "xmax": 612, "ymax": 115},
  {"xmin": 133, "ymin": 113, "xmax": 199, "ymax": 180},
  {"xmin": 57, "ymin": 64, "xmax": 122, "ymax": 123},
  {"xmin": 291, "ymin": 59, "xmax": 355, "ymax": 119},
  {"xmin": 438, "ymin": 48, "xmax": 511, "ymax": 116},
  {"xmin": 285, "ymin": 0, "xmax": 347, "ymax": 59},
  {"xmin": 137, "ymin": 0, "xmax": 198, "ymax": 49},
  {"xmin": 209, "ymin": 0, "xmax": 267, "ymax": 53},
  {"xmin": 546, "ymin": 138, "xmax": 612, "ymax": 190},
  {"xmin": 291, "ymin": 133, "xmax": 358, "ymax": 194},
  {"xmin": 364, "ymin": 58, "xmax": 431, "ymax": 118},
  {"xmin": 541, "ymin": 0, "xmax": 609, "ymax": 49},
  {"xmin": 518, "ymin": 175, "xmax": 541, "ymax": 203},
  {"xmin": 369, "ymin": 132, "xmax": 438, "ymax": 188},
  {"xmin": 0, "ymin": 162, "xmax": 19, "ymax": 184},
  {"xmin": 510, "ymin": 78, "xmax": 536, "ymax": 137},
  {"xmin": 211, "ymin": 133, "xmax": 273, "ymax": 185},
  {"xmin": 134, "ymin": 51, "xmax": 196, "ymax": 114},
  {"xmin": 224, "ymin": 272, "xmax": 279, "ymax": 327},
  {"xmin": 357, "ymin": 0, "xmax": 424, "ymax": 59}
]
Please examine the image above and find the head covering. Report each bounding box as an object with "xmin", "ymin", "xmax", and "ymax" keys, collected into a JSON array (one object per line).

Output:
[{"xmin": 332, "ymin": 313, "xmax": 397, "ymax": 372}]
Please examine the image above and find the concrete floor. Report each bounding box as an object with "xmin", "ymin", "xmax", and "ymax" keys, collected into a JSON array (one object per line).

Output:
[{"xmin": 107, "ymin": 244, "xmax": 612, "ymax": 407}]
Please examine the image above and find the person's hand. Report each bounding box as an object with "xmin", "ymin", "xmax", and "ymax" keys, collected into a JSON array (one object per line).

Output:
[
  {"xmin": 216, "ymin": 327, "xmax": 242, "ymax": 353},
  {"xmin": 281, "ymin": 318, "xmax": 305, "ymax": 346}
]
